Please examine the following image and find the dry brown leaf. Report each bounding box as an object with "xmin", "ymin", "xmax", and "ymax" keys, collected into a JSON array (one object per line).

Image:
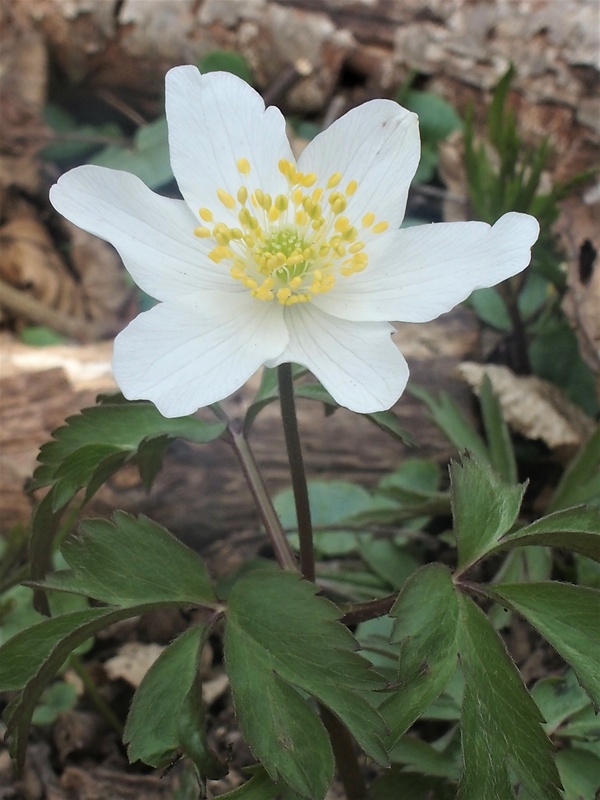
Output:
[
  {"xmin": 63, "ymin": 221, "xmax": 132, "ymax": 323},
  {"xmin": 459, "ymin": 361, "xmax": 595, "ymax": 449},
  {"xmin": 0, "ymin": 209, "xmax": 85, "ymax": 322},
  {"xmin": 0, "ymin": 1, "xmax": 48, "ymax": 193},
  {"xmin": 103, "ymin": 642, "xmax": 165, "ymax": 688}
]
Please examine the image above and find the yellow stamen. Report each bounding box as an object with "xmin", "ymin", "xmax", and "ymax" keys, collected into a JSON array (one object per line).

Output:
[
  {"xmin": 237, "ymin": 157, "xmax": 251, "ymax": 174},
  {"xmin": 373, "ymin": 221, "xmax": 389, "ymax": 234},
  {"xmin": 217, "ymin": 188, "xmax": 236, "ymax": 209}
]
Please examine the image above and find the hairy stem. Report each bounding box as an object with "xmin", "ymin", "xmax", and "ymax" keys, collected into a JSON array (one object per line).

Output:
[
  {"xmin": 228, "ymin": 421, "xmax": 297, "ymax": 572},
  {"xmin": 277, "ymin": 363, "xmax": 315, "ymax": 581},
  {"xmin": 277, "ymin": 363, "xmax": 366, "ymax": 799}
]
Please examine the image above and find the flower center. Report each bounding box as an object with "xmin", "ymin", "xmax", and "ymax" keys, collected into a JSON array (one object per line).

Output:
[{"xmin": 193, "ymin": 157, "xmax": 389, "ymax": 305}]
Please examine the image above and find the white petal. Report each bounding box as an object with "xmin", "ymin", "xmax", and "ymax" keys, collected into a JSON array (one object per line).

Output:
[
  {"xmin": 166, "ymin": 66, "xmax": 294, "ymax": 220},
  {"xmin": 113, "ymin": 296, "xmax": 288, "ymax": 417},
  {"xmin": 314, "ymin": 212, "xmax": 540, "ymax": 323},
  {"xmin": 50, "ymin": 165, "xmax": 237, "ymax": 303},
  {"xmin": 267, "ymin": 306, "xmax": 409, "ymax": 413},
  {"xmin": 297, "ymin": 100, "xmax": 420, "ymax": 230}
]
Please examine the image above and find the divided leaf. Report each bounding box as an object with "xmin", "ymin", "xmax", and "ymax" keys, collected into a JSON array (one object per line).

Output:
[
  {"xmin": 382, "ymin": 564, "xmax": 459, "ymax": 747},
  {"xmin": 32, "ymin": 399, "xmax": 226, "ymax": 510},
  {"xmin": 451, "ymin": 456, "xmax": 526, "ymax": 571},
  {"xmin": 40, "ymin": 512, "xmax": 217, "ymax": 608},
  {"xmin": 456, "ymin": 595, "xmax": 562, "ymax": 800},
  {"xmin": 490, "ymin": 582, "xmax": 600, "ymax": 707},
  {"xmin": 124, "ymin": 624, "xmax": 225, "ymax": 778},
  {"xmin": 0, "ymin": 604, "xmax": 163, "ymax": 769},
  {"xmin": 225, "ymin": 570, "xmax": 388, "ymax": 798},
  {"xmin": 492, "ymin": 506, "xmax": 600, "ymax": 563}
]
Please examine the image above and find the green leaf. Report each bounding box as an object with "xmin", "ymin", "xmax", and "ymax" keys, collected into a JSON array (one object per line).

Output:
[
  {"xmin": 198, "ymin": 50, "xmax": 253, "ymax": 83},
  {"xmin": 363, "ymin": 409, "xmax": 415, "ymax": 444},
  {"xmin": 32, "ymin": 399, "xmax": 226, "ymax": 509},
  {"xmin": 370, "ymin": 767, "xmax": 454, "ymax": 800},
  {"xmin": 40, "ymin": 513, "xmax": 216, "ymax": 608},
  {"xmin": 403, "ymin": 89, "xmax": 462, "ymax": 143},
  {"xmin": 0, "ymin": 603, "xmax": 163, "ymax": 769},
  {"xmin": 555, "ymin": 747, "xmax": 600, "ymax": 800},
  {"xmin": 451, "ymin": 456, "xmax": 526, "ymax": 571},
  {"xmin": 529, "ymin": 320, "xmax": 599, "ymax": 417},
  {"xmin": 31, "ymin": 681, "xmax": 78, "ymax": 725},
  {"xmin": 125, "ymin": 624, "xmax": 225, "ymax": 778},
  {"xmin": 467, "ymin": 287, "xmax": 511, "ymax": 330},
  {"xmin": 378, "ymin": 458, "xmax": 441, "ymax": 505},
  {"xmin": 408, "ymin": 385, "xmax": 489, "ymax": 461},
  {"xmin": 225, "ymin": 570, "xmax": 388, "ymax": 797},
  {"xmin": 389, "ymin": 735, "xmax": 461, "ymax": 780},
  {"xmin": 90, "ymin": 117, "xmax": 172, "ymax": 189},
  {"xmin": 549, "ymin": 426, "xmax": 600, "ymax": 511},
  {"xmin": 382, "ymin": 564, "xmax": 459, "ymax": 748},
  {"xmin": 19, "ymin": 326, "xmax": 67, "ymax": 346},
  {"xmin": 490, "ymin": 582, "xmax": 600, "ymax": 707},
  {"xmin": 479, "ymin": 375, "xmax": 517, "ymax": 485},
  {"xmin": 492, "ymin": 506, "xmax": 600, "ymax": 562},
  {"xmin": 456, "ymin": 594, "xmax": 562, "ymax": 800},
  {"xmin": 358, "ymin": 538, "xmax": 420, "ymax": 589},
  {"xmin": 531, "ymin": 670, "xmax": 592, "ymax": 736},
  {"xmin": 274, "ymin": 481, "xmax": 373, "ymax": 556}
]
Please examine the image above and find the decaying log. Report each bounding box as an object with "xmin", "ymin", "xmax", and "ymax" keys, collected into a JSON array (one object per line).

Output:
[{"xmin": 0, "ymin": 309, "xmax": 478, "ymax": 548}]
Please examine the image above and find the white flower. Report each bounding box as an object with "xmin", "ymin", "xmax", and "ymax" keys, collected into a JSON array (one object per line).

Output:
[{"xmin": 50, "ymin": 66, "xmax": 539, "ymax": 418}]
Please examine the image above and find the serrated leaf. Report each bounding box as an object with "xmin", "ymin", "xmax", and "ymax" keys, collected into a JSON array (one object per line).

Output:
[
  {"xmin": 382, "ymin": 564, "xmax": 459, "ymax": 747},
  {"xmin": 225, "ymin": 570, "xmax": 388, "ymax": 797},
  {"xmin": 451, "ymin": 455, "xmax": 526, "ymax": 571},
  {"xmin": 124, "ymin": 624, "xmax": 225, "ymax": 778},
  {"xmin": 490, "ymin": 582, "xmax": 600, "ymax": 707},
  {"xmin": 491, "ymin": 506, "xmax": 600, "ymax": 562},
  {"xmin": 0, "ymin": 608, "xmax": 107, "ymax": 691},
  {"xmin": 40, "ymin": 513, "xmax": 216, "ymax": 608},
  {"xmin": 32, "ymin": 400, "xmax": 226, "ymax": 509},
  {"xmin": 456, "ymin": 594, "xmax": 562, "ymax": 800},
  {"xmin": 0, "ymin": 603, "xmax": 163, "ymax": 769}
]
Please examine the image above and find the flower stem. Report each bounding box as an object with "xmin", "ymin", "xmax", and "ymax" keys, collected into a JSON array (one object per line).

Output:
[
  {"xmin": 228, "ymin": 421, "xmax": 297, "ymax": 572},
  {"xmin": 277, "ymin": 363, "xmax": 315, "ymax": 581},
  {"xmin": 277, "ymin": 363, "xmax": 366, "ymax": 799}
]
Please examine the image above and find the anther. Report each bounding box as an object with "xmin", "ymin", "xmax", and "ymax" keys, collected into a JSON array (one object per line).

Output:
[
  {"xmin": 217, "ymin": 189, "xmax": 236, "ymax": 209},
  {"xmin": 237, "ymin": 158, "xmax": 251, "ymax": 174},
  {"xmin": 373, "ymin": 221, "xmax": 389, "ymax": 234}
]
